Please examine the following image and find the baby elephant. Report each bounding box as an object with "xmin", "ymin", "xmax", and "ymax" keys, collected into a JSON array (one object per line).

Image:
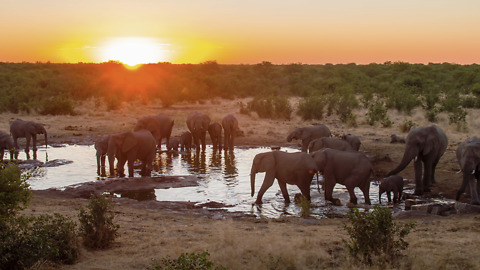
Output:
[
  {"xmin": 379, "ymin": 175, "xmax": 404, "ymax": 203},
  {"xmin": 390, "ymin": 134, "xmax": 406, "ymax": 144},
  {"xmin": 167, "ymin": 138, "xmax": 180, "ymax": 152}
]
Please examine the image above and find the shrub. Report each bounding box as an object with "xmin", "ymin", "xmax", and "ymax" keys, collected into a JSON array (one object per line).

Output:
[
  {"xmin": 151, "ymin": 251, "xmax": 226, "ymax": 270},
  {"xmin": 400, "ymin": 119, "xmax": 417, "ymax": 133},
  {"xmin": 39, "ymin": 96, "xmax": 76, "ymax": 115},
  {"xmin": 343, "ymin": 206, "xmax": 415, "ymax": 266},
  {"xmin": 297, "ymin": 96, "xmax": 325, "ymax": 120},
  {"xmin": 0, "ymin": 164, "xmax": 31, "ymax": 219},
  {"xmin": 366, "ymin": 100, "xmax": 391, "ymax": 126},
  {"xmin": 246, "ymin": 96, "xmax": 292, "ymax": 120},
  {"xmin": 78, "ymin": 194, "xmax": 119, "ymax": 249}
]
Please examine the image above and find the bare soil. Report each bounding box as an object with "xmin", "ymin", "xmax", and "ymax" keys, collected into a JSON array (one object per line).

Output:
[{"xmin": 2, "ymin": 98, "xmax": 480, "ymax": 269}]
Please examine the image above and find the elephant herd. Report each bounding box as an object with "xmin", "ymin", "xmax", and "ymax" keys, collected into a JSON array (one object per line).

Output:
[
  {"xmin": 1, "ymin": 116, "xmax": 480, "ymax": 207},
  {"xmin": 94, "ymin": 112, "xmax": 244, "ymax": 177},
  {"xmin": 251, "ymin": 123, "xmax": 480, "ymax": 206}
]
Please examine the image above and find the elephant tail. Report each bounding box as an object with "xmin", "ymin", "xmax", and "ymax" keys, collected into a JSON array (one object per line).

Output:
[{"xmin": 250, "ymin": 170, "xmax": 256, "ymax": 197}]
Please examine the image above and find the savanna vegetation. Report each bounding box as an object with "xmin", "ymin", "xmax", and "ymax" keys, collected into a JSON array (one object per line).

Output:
[{"xmin": 1, "ymin": 61, "xmax": 479, "ymax": 128}]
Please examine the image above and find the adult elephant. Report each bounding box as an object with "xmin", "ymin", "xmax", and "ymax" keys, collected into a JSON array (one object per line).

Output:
[
  {"xmin": 250, "ymin": 151, "xmax": 317, "ymax": 204},
  {"xmin": 311, "ymin": 148, "xmax": 373, "ymax": 205},
  {"xmin": 186, "ymin": 112, "xmax": 211, "ymax": 151},
  {"xmin": 308, "ymin": 137, "xmax": 354, "ymax": 153},
  {"xmin": 456, "ymin": 137, "xmax": 480, "ymax": 205},
  {"xmin": 134, "ymin": 114, "xmax": 174, "ymax": 151},
  {"xmin": 208, "ymin": 122, "xmax": 222, "ymax": 150},
  {"xmin": 10, "ymin": 119, "xmax": 48, "ymax": 156},
  {"xmin": 107, "ymin": 129, "xmax": 156, "ymax": 177},
  {"xmin": 222, "ymin": 114, "xmax": 242, "ymax": 151},
  {"xmin": 287, "ymin": 124, "xmax": 331, "ymax": 152},
  {"xmin": 387, "ymin": 125, "xmax": 448, "ymax": 195},
  {"xmin": 342, "ymin": 134, "xmax": 361, "ymax": 151},
  {"xmin": 0, "ymin": 131, "xmax": 14, "ymax": 162},
  {"xmin": 94, "ymin": 135, "xmax": 110, "ymax": 176}
]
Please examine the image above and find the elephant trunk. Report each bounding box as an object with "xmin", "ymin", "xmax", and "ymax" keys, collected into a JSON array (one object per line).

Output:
[
  {"xmin": 387, "ymin": 149, "xmax": 416, "ymax": 176},
  {"xmin": 250, "ymin": 167, "xmax": 257, "ymax": 197},
  {"xmin": 286, "ymin": 133, "xmax": 294, "ymax": 142}
]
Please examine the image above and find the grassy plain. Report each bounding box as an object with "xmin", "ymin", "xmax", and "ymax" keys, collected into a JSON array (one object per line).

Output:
[{"xmin": 2, "ymin": 97, "xmax": 480, "ymax": 269}]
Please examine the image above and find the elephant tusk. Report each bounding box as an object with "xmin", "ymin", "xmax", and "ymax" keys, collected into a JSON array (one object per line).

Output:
[
  {"xmin": 456, "ymin": 170, "xmax": 463, "ymax": 174},
  {"xmin": 414, "ymin": 156, "xmax": 418, "ymax": 162},
  {"xmin": 472, "ymin": 170, "xmax": 476, "ymax": 175}
]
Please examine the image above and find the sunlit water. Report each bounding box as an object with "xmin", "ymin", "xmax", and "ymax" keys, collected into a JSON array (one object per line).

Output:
[{"xmin": 10, "ymin": 145, "xmax": 414, "ymax": 219}]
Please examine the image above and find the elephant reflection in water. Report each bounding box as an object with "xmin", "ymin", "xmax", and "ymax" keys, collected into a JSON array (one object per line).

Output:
[{"xmin": 224, "ymin": 151, "xmax": 238, "ymax": 177}]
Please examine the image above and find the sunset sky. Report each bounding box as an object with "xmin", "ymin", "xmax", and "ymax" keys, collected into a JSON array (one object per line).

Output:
[{"xmin": 2, "ymin": 0, "xmax": 479, "ymax": 65}]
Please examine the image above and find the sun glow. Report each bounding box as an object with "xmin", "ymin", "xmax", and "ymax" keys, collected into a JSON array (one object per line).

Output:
[{"xmin": 98, "ymin": 37, "xmax": 170, "ymax": 67}]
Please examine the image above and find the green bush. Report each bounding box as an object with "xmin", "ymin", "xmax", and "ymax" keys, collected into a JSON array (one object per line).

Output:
[
  {"xmin": 39, "ymin": 96, "xmax": 76, "ymax": 115},
  {"xmin": 400, "ymin": 119, "xmax": 417, "ymax": 133},
  {"xmin": 0, "ymin": 164, "xmax": 31, "ymax": 219},
  {"xmin": 246, "ymin": 96, "xmax": 292, "ymax": 120},
  {"xmin": 366, "ymin": 100, "xmax": 391, "ymax": 127},
  {"xmin": 297, "ymin": 96, "xmax": 325, "ymax": 120},
  {"xmin": 343, "ymin": 206, "xmax": 415, "ymax": 266},
  {"xmin": 151, "ymin": 251, "xmax": 226, "ymax": 270},
  {"xmin": 78, "ymin": 194, "xmax": 119, "ymax": 249}
]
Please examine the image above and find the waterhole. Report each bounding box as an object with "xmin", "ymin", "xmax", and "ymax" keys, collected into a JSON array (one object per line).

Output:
[{"xmin": 14, "ymin": 145, "xmax": 416, "ymax": 219}]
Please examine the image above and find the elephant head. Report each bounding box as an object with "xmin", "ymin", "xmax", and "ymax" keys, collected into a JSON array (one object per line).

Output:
[
  {"xmin": 456, "ymin": 137, "xmax": 480, "ymax": 204},
  {"xmin": 134, "ymin": 114, "xmax": 174, "ymax": 150},
  {"xmin": 286, "ymin": 128, "xmax": 303, "ymax": 142},
  {"xmin": 187, "ymin": 112, "xmax": 211, "ymax": 151}
]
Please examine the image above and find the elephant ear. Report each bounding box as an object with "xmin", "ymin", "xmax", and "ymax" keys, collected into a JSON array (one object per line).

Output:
[{"xmin": 122, "ymin": 132, "xmax": 137, "ymax": 152}]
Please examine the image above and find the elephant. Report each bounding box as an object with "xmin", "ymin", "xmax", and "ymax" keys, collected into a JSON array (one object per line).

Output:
[
  {"xmin": 10, "ymin": 119, "xmax": 48, "ymax": 158},
  {"xmin": 94, "ymin": 135, "xmax": 110, "ymax": 176},
  {"xmin": 387, "ymin": 125, "xmax": 448, "ymax": 195},
  {"xmin": 134, "ymin": 114, "xmax": 174, "ymax": 151},
  {"xmin": 455, "ymin": 137, "xmax": 480, "ymax": 205},
  {"xmin": 250, "ymin": 151, "xmax": 317, "ymax": 204},
  {"xmin": 379, "ymin": 175, "xmax": 404, "ymax": 203},
  {"xmin": 107, "ymin": 129, "xmax": 156, "ymax": 177},
  {"xmin": 167, "ymin": 138, "xmax": 180, "ymax": 152},
  {"xmin": 222, "ymin": 114, "xmax": 243, "ymax": 151},
  {"xmin": 390, "ymin": 134, "xmax": 406, "ymax": 144},
  {"xmin": 208, "ymin": 122, "xmax": 222, "ymax": 150},
  {"xmin": 179, "ymin": 131, "xmax": 193, "ymax": 151},
  {"xmin": 308, "ymin": 137, "xmax": 354, "ymax": 153},
  {"xmin": 186, "ymin": 112, "xmax": 211, "ymax": 151},
  {"xmin": 287, "ymin": 124, "xmax": 331, "ymax": 152},
  {"xmin": 0, "ymin": 131, "xmax": 15, "ymax": 162},
  {"xmin": 311, "ymin": 148, "xmax": 373, "ymax": 205},
  {"xmin": 341, "ymin": 134, "xmax": 361, "ymax": 151}
]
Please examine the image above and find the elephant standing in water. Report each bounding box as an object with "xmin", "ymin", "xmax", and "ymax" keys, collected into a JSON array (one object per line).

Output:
[
  {"xmin": 308, "ymin": 137, "xmax": 354, "ymax": 153},
  {"xmin": 179, "ymin": 131, "xmax": 193, "ymax": 151},
  {"xmin": 94, "ymin": 135, "xmax": 110, "ymax": 176},
  {"xmin": 208, "ymin": 122, "xmax": 222, "ymax": 150},
  {"xmin": 186, "ymin": 112, "xmax": 211, "ymax": 151},
  {"xmin": 134, "ymin": 114, "xmax": 174, "ymax": 151},
  {"xmin": 387, "ymin": 125, "xmax": 448, "ymax": 195},
  {"xmin": 0, "ymin": 131, "xmax": 15, "ymax": 162},
  {"xmin": 10, "ymin": 119, "xmax": 48, "ymax": 158},
  {"xmin": 250, "ymin": 151, "xmax": 317, "ymax": 204},
  {"xmin": 311, "ymin": 148, "xmax": 373, "ymax": 205},
  {"xmin": 222, "ymin": 114, "xmax": 243, "ymax": 152},
  {"xmin": 287, "ymin": 124, "xmax": 331, "ymax": 152},
  {"xmin": 456, "ymin": 137, "xmax": 480, "ymax": 205},
  {"xmin": 379, "ymin": 175, "xmax": 404, "ymax": 203},
  {"xmin": 107, "ymin": 130, "xmax": 156, "ymax": 177}
]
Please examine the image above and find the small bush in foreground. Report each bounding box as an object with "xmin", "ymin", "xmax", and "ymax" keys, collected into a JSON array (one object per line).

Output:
[
  {"xmin": 151, "ymin": 251, "xmax": 226, "ymax": 270},
  {"xmin": 78, "ymin": 194, "xmax": 119, "ymax": 249},
  {"xmin": 0, "ymin": 164, "xmax": 31, "ymax": 219},
  {"xmin": 343, "ymin": 206, "xmax": 415, "ymax": 266}
]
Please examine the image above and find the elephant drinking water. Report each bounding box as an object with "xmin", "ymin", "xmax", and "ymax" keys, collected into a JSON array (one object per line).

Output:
[
  {"xmin": 287, "ymin": 124, "xmax": 331, "ymax": 152},
  {"xmin": 10, "ymin": 119, "xmax": 48, "ymax": 159}
]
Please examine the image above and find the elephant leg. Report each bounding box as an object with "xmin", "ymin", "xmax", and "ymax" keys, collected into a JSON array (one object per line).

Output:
[
  {"xmin": 423, "ymin": 157, "xmax": 433, "ymax": 192},
  {"xmin": 431, "ymin": 157, "xmax": 441, "ymax": 184},
  {"xmin": 100, "ymin": 155, "xmax": 106, "ymax": 176},
  {"xmin": 25, "ymin": 135, "xmax": 31, "ymax": 153},
  {"xmin": 201, "ymin": 133, "xmax": 207, "ymax": 150},
  {"xmin": 298, "ymin": 183, "xmax": 311, "ymax": 202},
  {"xmin": 387, "ymin": 191, "xmax": 392, "ymax": 203},
  {"xmin": 127, "ymin": 158, "xmax": 135, "ymax": 177},
  {"xmin": 117, "ymin": 159, "xmax": 126, "ymax": 177},
  {"xmin": 32, "ymin": 134, "xmax": 38, "ymax": 151},
  {"xmin": 360, "ymin": 181, "xmax": 371, "ymax": 205},
  {"xmin": 345, "ymin": 184, "xmax": 358, "ymax": 205},
  {"xmin": 323, "ymin": 177, "xmax": 338, "ymax": 204},
  {"xmin": 256, "ymin": 171, "xmax": 276, "ymax": 204},
  {"xmin": 456, "ymin": 178, "xmax": 469, "ymax": 201},
  {"xmin": 414, "ymin": 158, "xmax": 424, "ymax": 195},
  {"xmin": 0, "ymin": 149, "xmax": 4, "ymax": 162},
  {"xmin": 277, "ymin": 181, "xmax": 290, "ymax": 204}
]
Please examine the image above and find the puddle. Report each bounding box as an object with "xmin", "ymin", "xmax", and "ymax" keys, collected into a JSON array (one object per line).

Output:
[{"xmin": 9, "ymin": 144, "xmax": 423, "ymax": 218}]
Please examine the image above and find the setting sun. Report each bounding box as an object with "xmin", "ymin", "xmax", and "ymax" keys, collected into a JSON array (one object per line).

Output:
[{"xmin": 98, "ymin": 37, "xmax": 170, "ymax": 66}]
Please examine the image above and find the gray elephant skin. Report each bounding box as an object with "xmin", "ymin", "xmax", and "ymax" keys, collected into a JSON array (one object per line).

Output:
[
  {"xmin": 10, "ymin": 119, "xmax": 48, "ymax": 154},
  {"xmin": 179, "ymin": 131, "xmax": 193, "ymax": 151},
  {"xmin": 186, "ymin": 112, "xmax": 211, "ymax": 151},
  {"xmin": 311, "ymin": 148, "xmax": 373, "ymax": 205},
  {"xmin": 390, "ymin": 134, "xmax": 406, "ymax": 144},
  {"xmin": 308, "ymin": 137, "xmax": 354, "ymax": 153},
  {"xmin": 134, "ymin": 114, "xmax": 174, "ymax": 150},
  {"xmin": 456, "ymin": 137, "xmax": 480, "ymax": 204},
  {"xmin": 287, "ymin": 124, "xmax": 331, "ymax": 152},
  {"xmin": 341, "ymin": 134, "xmax": 361, "ymax": 151},
  {"xmin": 222, "ymin": 114, "xmax": 242, "ymax": 151},
  {"xmin": 0, "ymin": 131, "xmax": 15, "ymax": 162},
  {"xmin": 250, "ymin": 151, "xmax": 317, "ymax": 204},
  {"xmin": 94, "ymin": 135, "xmax": 110, "ymax": 176},
  {"xmin": 107, "ymin": 129, "xmax": 156, "ymax": 177},
  {"xmin": 387, "ymin": 125, "xmax": 448, "ymax": 195},
  {"xmin": 379, "ymin": 175, "xmax": 404, "ymax": 203},
  {"xmin": 167, "ymin": 138, "xmax": 180, "ymax": 152},
  {"xmin": 208, "ymin": 122, "xmax": 222, "ymax": 150}
]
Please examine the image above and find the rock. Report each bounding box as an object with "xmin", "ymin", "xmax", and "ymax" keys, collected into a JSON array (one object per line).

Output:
[{"xmin": 455, "ymin": 202, "xmax": 480, "ymax": 214}]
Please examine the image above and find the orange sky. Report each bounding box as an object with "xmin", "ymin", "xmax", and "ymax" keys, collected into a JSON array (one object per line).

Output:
[{"xmin": 1, "ymin": 0, "xmax": 479, "ymax": 65}]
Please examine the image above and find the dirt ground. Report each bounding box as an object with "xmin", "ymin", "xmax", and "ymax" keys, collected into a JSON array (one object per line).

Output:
[{"xmin": 2, "ymin": 98, "xmax": 480, "ymax": 269}]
